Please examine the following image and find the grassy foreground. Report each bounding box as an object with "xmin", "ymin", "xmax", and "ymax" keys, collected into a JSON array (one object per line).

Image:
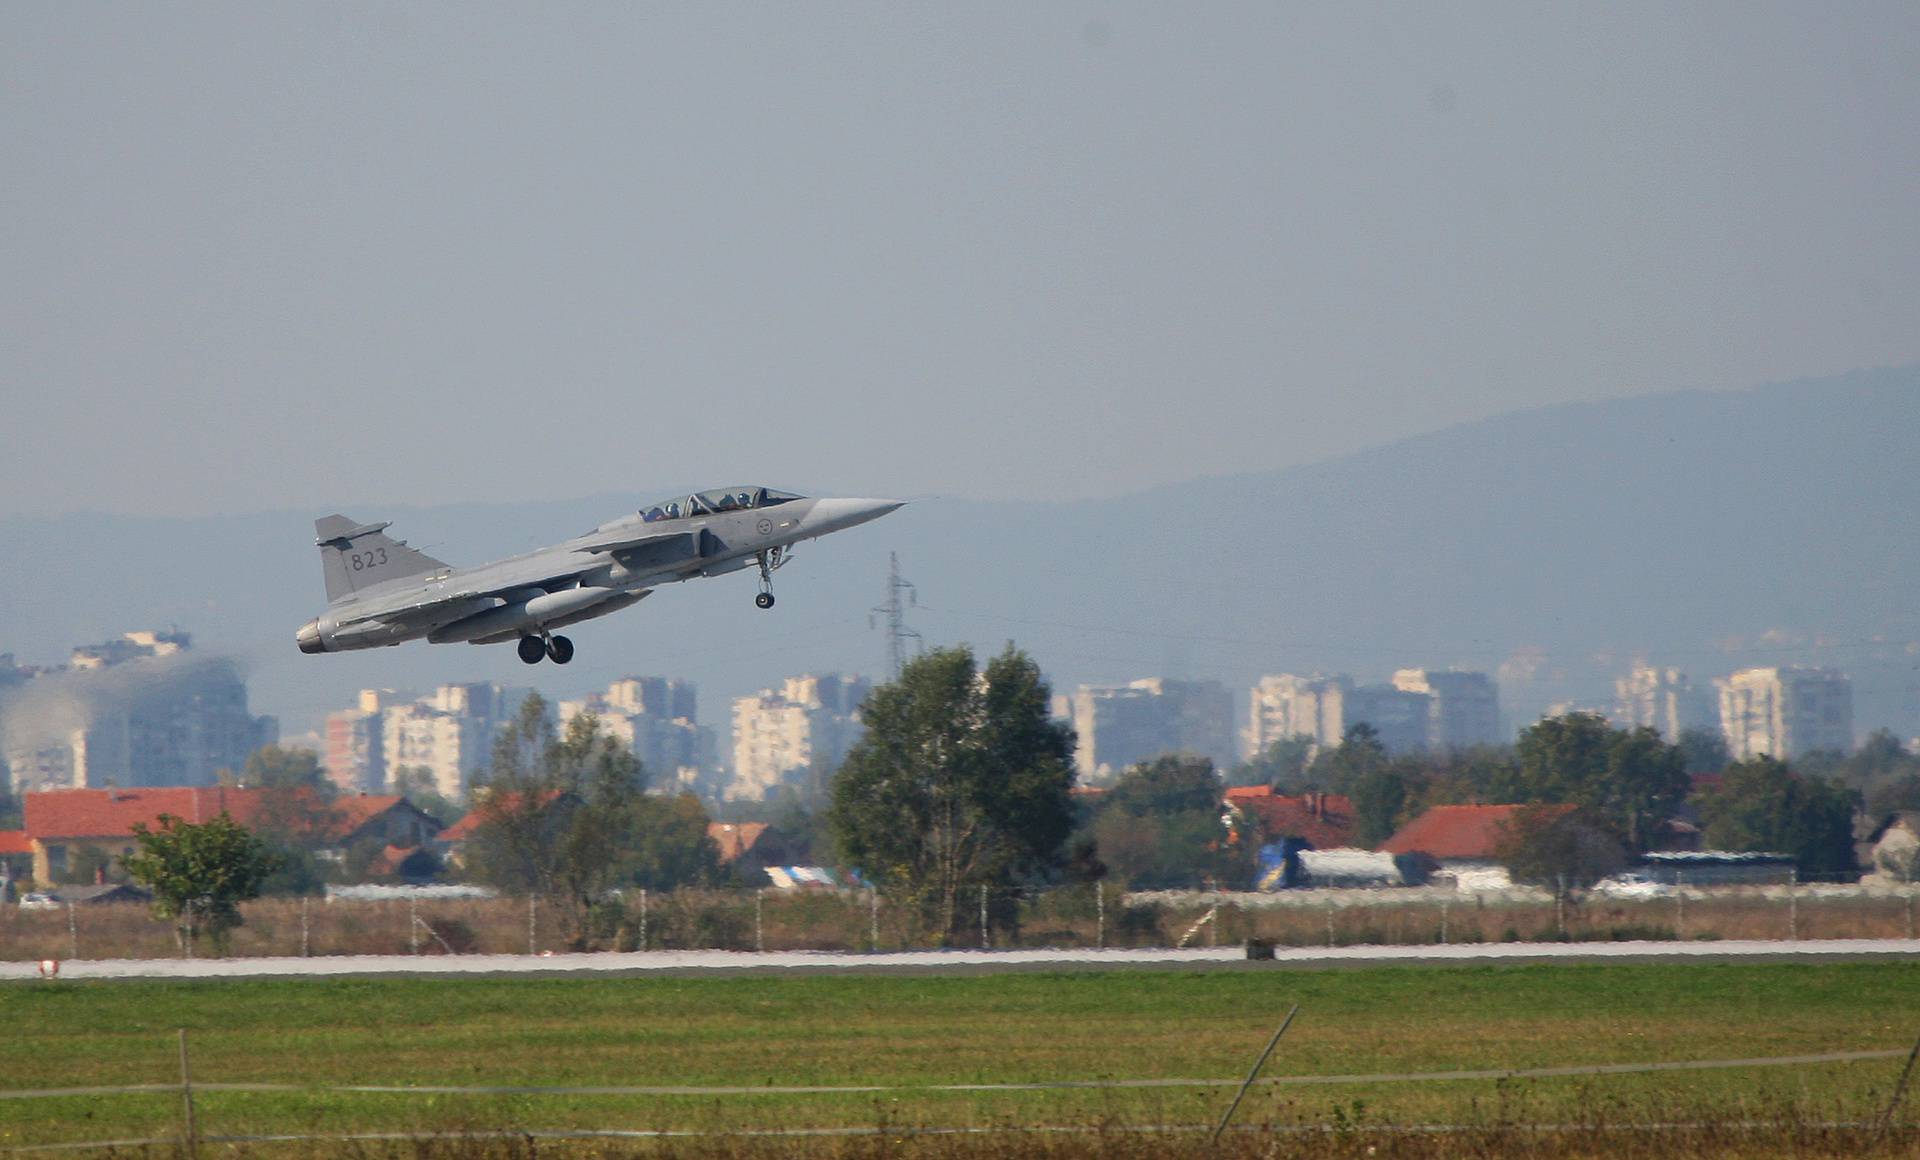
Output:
[{"xmin": 3, "ymin": 962, "xmax": 1919, "ymax": 1156}]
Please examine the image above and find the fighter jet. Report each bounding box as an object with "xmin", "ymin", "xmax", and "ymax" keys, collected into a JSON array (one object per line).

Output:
[{"xmin": 296, "ymin": 487, "xmax": 902, "ymax": 664}]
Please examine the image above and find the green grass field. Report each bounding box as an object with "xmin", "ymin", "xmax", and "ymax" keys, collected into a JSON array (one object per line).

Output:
[{"xmin": 4, "ymin": 962, "xmax": 1919, "ymax": 1156}]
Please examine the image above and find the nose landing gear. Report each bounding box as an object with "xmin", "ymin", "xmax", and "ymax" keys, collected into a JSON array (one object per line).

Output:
[
  {"xmin": 755, "ymin": 547, "xmax": 789, "ymax": 610},
  {"xmin": 516, "ymin": 634, "xmax": 574, "ymax": 664}
]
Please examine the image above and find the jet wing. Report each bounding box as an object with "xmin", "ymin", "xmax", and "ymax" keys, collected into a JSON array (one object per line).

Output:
[{"xmin": 327, "ymin": 531, "xmax": 709, "ymax": 628}]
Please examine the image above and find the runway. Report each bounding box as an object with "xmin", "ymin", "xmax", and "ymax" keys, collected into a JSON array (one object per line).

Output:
[{"xmin": 6, "ymin": 938, "xmax": 1920, "ymax": 981}]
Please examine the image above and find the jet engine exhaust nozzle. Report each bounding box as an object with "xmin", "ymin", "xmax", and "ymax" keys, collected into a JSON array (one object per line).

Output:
[{"xmin": 296, "ymin": 619, "xmax": 327, "ymax": 655}]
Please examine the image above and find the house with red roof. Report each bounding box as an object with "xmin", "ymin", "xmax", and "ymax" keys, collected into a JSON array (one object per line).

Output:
[
  {"xmin": 434, "ymin": 790, "xmax": 577, "ymax": 868},
  {"xmin": 0, "ymin": 828, "xmax": 31, "ymax": 892},
  {"xmin": 19, "ymin": 787, "xmax": 443, "ymax": 886},
  {"xmin": 1377, "ymin": 803, "xmax": 1578, "ymax": 886},
  {"xmin": 1224, "ymin": 788, "xmax": 1356, "ymax": 849}
]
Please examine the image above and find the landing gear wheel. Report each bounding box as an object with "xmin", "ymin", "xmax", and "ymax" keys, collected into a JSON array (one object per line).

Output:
[
  {"xmin": 517, "ymin": 636, "xmax": 545, "ymax": 665},
  {"xmin": 546, "ymin": 635, "xmax": 575, "ymax": 664},
  {"xmin": 755, "ymin": 592, "xmax": 775, "ymax": 610}
]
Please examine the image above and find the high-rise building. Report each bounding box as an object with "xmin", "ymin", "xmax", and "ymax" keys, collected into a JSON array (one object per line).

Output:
[
  {"xmin": 1246, "ymin": 675, "xmax": 1348, "ymax": 758},
  {"xmin": 559, "ymin": 677, "xmax": 714, "ymax": 795},
  {"xmin": 0, "ymin": 631, "xmax": 274, "ymax": 793},
  {"xmin": 380, "ymin": 683, "xmax": 526, "ymax": 801},
  {"xmin": 1069, "ymin": 678, "xmax": 1235, "ymax": 784},
  {"xmin": 323, "ymin": 689, "xmax": 403, "ymax": 794},
  {"xmin": 1718, "ymin": 666, "xmax": 1854, "ymax": 760},
  {"xmin": 1392, "ymin": 669, "xmax": 1503, "ymax": 750},
  {"xmin": 1244, "ymin": 673, "xmax": 1433, "ymax": 758},
  {"xmin": 729, "ymin": 674, "xmax": 871, "ymax": 801},
  {"xmin": 1613, "ymin": 666, "xmax": 1716, "ymax": 740},
  {"xmin": 1340, "ymin": 683, "xmax": 1431, "ymax": 754}
]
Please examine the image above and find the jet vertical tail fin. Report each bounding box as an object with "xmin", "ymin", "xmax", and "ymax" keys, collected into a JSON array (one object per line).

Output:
[{"xmin": 314, "ymin": 515, "xmax": 451, "ymax": 603}]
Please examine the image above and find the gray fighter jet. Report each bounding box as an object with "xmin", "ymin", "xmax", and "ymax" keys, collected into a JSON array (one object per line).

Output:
[{"xmin": 296, "ymin": 487, "xmax": 902, "ymax": 664}]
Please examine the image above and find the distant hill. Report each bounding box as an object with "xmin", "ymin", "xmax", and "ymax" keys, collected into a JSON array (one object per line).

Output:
[{"xmin": 4, "ymin": 366, "xmax": 1917, "ymax": 743}]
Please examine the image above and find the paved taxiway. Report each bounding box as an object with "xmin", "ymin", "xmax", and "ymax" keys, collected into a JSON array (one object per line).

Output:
[{"xmin": 5, "ymin": 938, "xmax": 1919, "ymax": 981}]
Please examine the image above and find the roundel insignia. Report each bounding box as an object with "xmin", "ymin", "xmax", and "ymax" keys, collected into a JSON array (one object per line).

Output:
[{"xmin": 757, "ymin": 518, "xmax": 774, "ymax": 535}]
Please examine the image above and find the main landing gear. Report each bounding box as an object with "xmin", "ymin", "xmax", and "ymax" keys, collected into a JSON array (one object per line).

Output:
[
  {"xmin": 755, "ymin": 547, "xmax": 789, "ymax": 610},
  {"xmin": 517, "ymin": 634, "xmax": 573, "ymax": 665}
]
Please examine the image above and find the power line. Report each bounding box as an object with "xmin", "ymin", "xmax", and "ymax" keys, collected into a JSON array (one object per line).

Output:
[{"xmin": 870, "ymin": 552, "xmax": 921, "ymax": 679}]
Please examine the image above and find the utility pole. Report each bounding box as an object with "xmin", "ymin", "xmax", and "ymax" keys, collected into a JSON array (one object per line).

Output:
[{"xmin": 870, "ymin": 551, "xmax": 921, "ymax": 679}]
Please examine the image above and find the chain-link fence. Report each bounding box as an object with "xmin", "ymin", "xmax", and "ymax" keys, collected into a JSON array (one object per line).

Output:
[{"xmin": 4, "ymin": 878, "xmax": 1918, "ymax": 960}]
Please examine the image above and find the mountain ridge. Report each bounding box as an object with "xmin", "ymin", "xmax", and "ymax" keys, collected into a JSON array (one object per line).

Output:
[{"xmin": 6, "ymin": 366, "xmax": 1917, "ymax": 743}]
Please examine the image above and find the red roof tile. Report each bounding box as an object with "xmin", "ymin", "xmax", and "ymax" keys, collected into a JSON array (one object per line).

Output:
[
  {"xmin": 708, "ymin": 822, "xmax": 769, "ymax": 864},
  {"xmin": 24, "ymin": 788, "xmax": 425, "ymax": 844},
  {"xmin": 1227, "ymin": 789, "xmax": 1356, "ymax": 850},
  {"xmin": 0, "ymin": 830, "xmax": 30, "ymax": 856},
  {"xmin": 26, "ymin": 787, "xmax": 265, "ymax": 839},
  {"xmin": 1378, "ymin": 804, "xmax": 1573, "ymax": 859},
  {"xmin": 438, "ymin": 790, "xmax": 567, "ymax": 843}
]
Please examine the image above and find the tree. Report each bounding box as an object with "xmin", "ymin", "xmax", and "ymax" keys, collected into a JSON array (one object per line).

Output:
[
  {"xmin": 463, "ymin": 695, "xmax": 670, "ymax": 945},
  {"xmin": 1699, "ymin": 756, "xmax": 1859, "ymax": 877},
  {"xmin": 827, "ymin": 645, "xmax": 1075, "ymax": 941},
  {"xmin": 1514, "ymin": 714, "xmax": 1688, "ymax": 851},
  {"xmin": 1230, "ymin": 735, "xmax": 1314, "ymax": 790},
  {"xmin": 1088, "ymin": 755, "xmax": 1250, "ymax": 890},
  {"xmin": 1494, "ymin": 804, "xmax": 1628, "ymax": 895},
  {"xmin": 462, "ymin": 694, "xmax": 717, "ymax": 946},
  {"xmin": 391, "ymin": 765, "xmax": 461, "ymax": 828},
  {"xmin": 1307, "ymin": 724, "xmax": 1389, "ymax": 793},
  {"xmin": 626, "ymin": 794, "xmax": 723, "ymax": 890},
  {"xmin": 238, "ymin": 745, "xmax": 333, "ymax": 794},
  {"xmin": 1350, "ymin": 763, "xmax": 1412, "ymax": 848},
  {"xmin": 122, "ymin": 813, "xmax": 280, "ymax": 953},
  {"xmin": 1676, "ymin": 728, "xmax": 1730, "ymax": 776}
]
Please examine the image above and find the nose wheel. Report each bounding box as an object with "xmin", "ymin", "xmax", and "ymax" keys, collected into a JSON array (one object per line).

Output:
[
  {"xmin": 755, "ymin": 548, "xmax": 786, "ymax": 610},
  {"xmin": 516, "ymin": 634, "xmax": 575, "ymax": 664}
]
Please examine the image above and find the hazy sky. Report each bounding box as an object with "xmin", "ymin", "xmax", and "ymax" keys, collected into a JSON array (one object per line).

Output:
[{"xmin": 3, "ymin": 4, "xmax": 1917, "ymax": 519}]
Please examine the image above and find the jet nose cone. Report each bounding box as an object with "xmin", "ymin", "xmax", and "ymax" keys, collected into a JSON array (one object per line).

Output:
[{"xmin": 805, "ymin": 498, "xmax": 906, "ymax": 537}]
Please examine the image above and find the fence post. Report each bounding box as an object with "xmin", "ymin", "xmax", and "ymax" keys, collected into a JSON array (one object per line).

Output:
[
  {"xmin": 1908, "ymin": 889, "xmax": 1915, "ymax": 940},
  {"xmin": 755, "ymin": 888, "xmax": 764, "ymax": 953},
  {"xmin": 527, "ymin": 896, "xmax": 537, "ymax": 955},
  {"xmin": 178, "ymin": 1028, "xmax": 198, "ymax": 1160},
  {"xmin": 980, "ymin": 883, "xmax": 989, "ymax": 949},
  {"xmin": 409, "ymin": 894, "xmax": 419, "ymax": 955},
  {"xmin": 1556, "ymin": 875, "xmax": 1567, "ymax": 938},
  {"xmin": 185, "ymin": 900, "xmax": 195, "ymax": 960},
  {"xmin": 1211, "ymin": 1004, "xmax": 1299, "ymax": 1144},
  {"xmin": 638, "ymin": 889, "xmax": 647, "ymax": 951},
  {"xmin": 1440, "ymin": 900, "xmax": 1449, "ymax": 946},
  {"xmin": 1675, "ymin": 872, "xmax": 1685, "ymax": 939},
  {"xmin": 301, "ymin": 895, "xmax": 311, "ymax": 957},
  {"xmin": 1876, "ymin": 1032, "xmax": 1920, "ymax": 1133},
  {"xmin": 1325, "ymin": 899, "xmax": 1335, "ymax": 947},
  {"xmin": 1788, "ymin": 869, "xmax": 1798, "ymax": 941},
  {"xmin": 67, "ymin": 901, "xmax": 78, "ymax": 961},
  {"xmin": 1096, "ymin": 881, "xmax": 1105, "ymax": 949}
]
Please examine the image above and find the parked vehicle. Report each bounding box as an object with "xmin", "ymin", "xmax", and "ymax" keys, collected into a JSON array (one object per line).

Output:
[{"xmin": 1592, "ymin": 873, "xmax": 1675, "ymax": 899}]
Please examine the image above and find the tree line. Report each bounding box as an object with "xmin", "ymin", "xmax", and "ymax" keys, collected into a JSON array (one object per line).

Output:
[{"xmin": 89, "ymin": 643, "xmax": 1915, "ymax": 950}]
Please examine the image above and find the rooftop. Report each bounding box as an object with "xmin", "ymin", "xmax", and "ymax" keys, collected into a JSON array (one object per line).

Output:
[{"xmin": 1377, "ymin": 804, "xmax": 1572, "ymax": 860}]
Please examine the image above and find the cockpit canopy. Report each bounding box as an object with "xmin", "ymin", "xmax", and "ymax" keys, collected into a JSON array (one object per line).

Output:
[{"xmin": 639, "ymin": 486, "xmax": 804, "ymax": 523}]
